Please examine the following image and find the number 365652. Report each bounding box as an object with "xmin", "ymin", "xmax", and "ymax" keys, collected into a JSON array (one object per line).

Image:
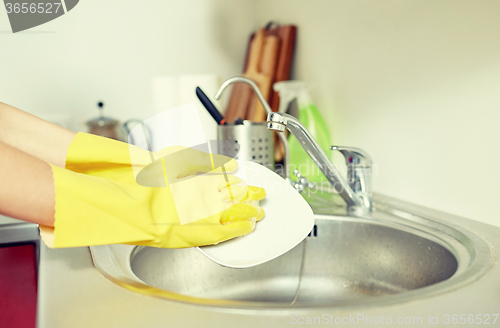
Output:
[{"xmin": 5, "ymin": 3, "xmax": 62, "ymax": 14}]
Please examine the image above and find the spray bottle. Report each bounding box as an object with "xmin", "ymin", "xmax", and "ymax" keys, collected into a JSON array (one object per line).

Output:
[{"xmin": 274, "ymin": 81, "xmax": 332, "ymax": 183}]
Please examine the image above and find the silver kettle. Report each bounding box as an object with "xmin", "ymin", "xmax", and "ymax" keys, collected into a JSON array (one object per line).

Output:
[{"xmin": 86, "ymin": 101, "xmax": 147, "ymax": 144}]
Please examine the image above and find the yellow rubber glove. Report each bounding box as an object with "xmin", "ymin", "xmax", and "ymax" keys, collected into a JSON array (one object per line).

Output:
[
  {"xmin": 64, "ymin": 132, "xmax": 155, "ymax": 184},
  {"xmin": 64, "ymin": 132, "xmax": 264, "ymax": 225},
  {"xmin": 65, "ymin": 132, "xmax": 238, "ymax": 185},
  {"xmin": 43, "ymin": 165, "xmax": 263, "ymax": 248},
  {"xmin": 40, "ymin": 132, "xmax": 267, "ymax": 248}
]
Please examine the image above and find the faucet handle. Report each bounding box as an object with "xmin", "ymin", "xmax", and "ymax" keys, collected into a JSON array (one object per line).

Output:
[
  {"xmin": 330, "ymin": 146, "xmax": 372, "ymax": 210},
  {"xmin": 330, "ymin": 146, "xmax": 373, "ymax": 166}
]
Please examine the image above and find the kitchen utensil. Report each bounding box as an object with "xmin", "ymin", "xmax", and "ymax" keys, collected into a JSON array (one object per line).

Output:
[
  {"xmin": 197, "ymin": 160, "xmax": 314, "ymax": 268},
  {"xmin": 86, "ymin": 102, "xmax": 126, "ymax": 141},
  {"xmin": 244, "ymin": 25, "xmax": 297, "ymax": 112},
  {"xmin": 195, "ymin": 86, "xmax": 226, "ymax": 125},
  {"xmin": 244, "ymin": 29, "xmax": 273, "ymax": 122},
  {"xmin": 244, "ymin": 25, "xmax": 297, "ymax": 161},
  {"xmin": 224, "ymin": 28, "xmax": 266, "ymax": 124},
  {"xmin": 217, "ymin": 121, "xmax": 274, "ymax": 168},
  {"xmin": 269, "ymin": 26, "xmax": 296, "ymax": 162},
  {"xmin": 259, "ymin": 34, "xmax": 282, "ymax": 161},
  {"xmin": 223, "ymin": 83, "xmax": 250, "ymax": 124},
  {"xmin": 246, "ymin": 34, "xmax": 280, "ymax": 122}
]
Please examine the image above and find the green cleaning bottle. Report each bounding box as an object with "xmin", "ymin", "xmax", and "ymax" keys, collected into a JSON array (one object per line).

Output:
[{"xmin": 274, "ymin": 81, "xmax": 331, "ymax": 184}]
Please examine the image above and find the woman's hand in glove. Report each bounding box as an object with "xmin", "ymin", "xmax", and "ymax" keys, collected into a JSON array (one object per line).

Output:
[
  {"xmin": 41, "ymin": 132, "xmax": 267, "ymax": 248},
  {"xmin": 44, "ymin": 165, "xmax": 265, "ymax": 248}
]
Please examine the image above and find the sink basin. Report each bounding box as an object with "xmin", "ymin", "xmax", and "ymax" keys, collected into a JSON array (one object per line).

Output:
[
  {"xmin": 90, "ymin": 194, "xmax": 495, "ymax": 310},
  {"xmin": 132, "ymin": 217, "xmax": 457, "ymax": 304}
]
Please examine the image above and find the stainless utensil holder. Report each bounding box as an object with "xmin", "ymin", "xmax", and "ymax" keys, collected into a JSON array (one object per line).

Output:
[{"xmin": 217, "ymin": 121, "xmax": 274, "ymax": 169}]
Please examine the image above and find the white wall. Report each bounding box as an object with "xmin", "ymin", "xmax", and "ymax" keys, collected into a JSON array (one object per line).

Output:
[
  {"xmin": 0, "ymin": 0, "xmax": 257, "ymax": 126},
  {"xmin": 1, "ymin": 0, "xmax": 499, "ymax": 227},
  {"xmin": 256, "ymin": 0, "xmax": 500, "ymax": 227}
]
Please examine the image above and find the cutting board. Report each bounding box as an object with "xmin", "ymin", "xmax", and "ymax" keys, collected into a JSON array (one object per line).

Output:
[
  {"xmin": 244, "ymin": 25, "xmax": 297, "ymax": 161},
  {"xmin": 224, "ymin": 29, "xmax": 266, "ymax": 123},
  {"xmin": 246, "ymin": 33, "xmax": 281, "ymax": 122},
  {"xmin": 224, "ymin": 25, "xmax": 297, "ymax": 161},
  {"xmin": 244, "ymin": 25, "xmax": 297, "ymax": 112}
]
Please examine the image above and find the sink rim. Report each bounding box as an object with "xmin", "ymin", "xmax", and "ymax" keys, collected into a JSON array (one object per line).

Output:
[{"xmin": 90, "ymin": 197, "xmax": 496, "ymax": 313}]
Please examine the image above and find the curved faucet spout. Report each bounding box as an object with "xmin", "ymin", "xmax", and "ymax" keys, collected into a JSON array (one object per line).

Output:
[
  {"xmin": 268, "ymin": 112, "xmax": 370, "ymax": 211},
  {"xmin": 215, "ymin": 76, "xmax": 290, "ymax": 180},
  {"xmin": 215, "ymin": 77, "xmax": 272, "ymax": 115}
]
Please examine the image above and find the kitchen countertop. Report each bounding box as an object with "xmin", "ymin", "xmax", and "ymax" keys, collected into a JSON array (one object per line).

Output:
[
  {"xmin": 0, "ymin": 214, "xmax": 26, "ymax": 225},
  {"xmin": 0, "ymin": 214, "xmax": 39, "ymax": 247},
  {"xmin": 36, "ymin": 203, "xmax": 500, "ymax": 328}
]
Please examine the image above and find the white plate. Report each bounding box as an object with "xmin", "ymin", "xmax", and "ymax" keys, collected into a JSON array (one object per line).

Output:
[{"xmin": 197, "ymin": 161, "xmax": 314, "ymax": 268}]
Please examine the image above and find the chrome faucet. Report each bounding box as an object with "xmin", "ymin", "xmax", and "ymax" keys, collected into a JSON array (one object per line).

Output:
[
  {"xmin": 330, "ymin": 146, "xmax": 373, "ymax": 210},
  {"xmin": 267, "ymin": 112, "xmax": 373, "ymax": 212},
  {"xmin": 215, "ymin": 76, "xmax": 372, "ymax": 212},
  {"xmin": 214, "ymin": 76, "xmax": 291, "ymax": 180}
]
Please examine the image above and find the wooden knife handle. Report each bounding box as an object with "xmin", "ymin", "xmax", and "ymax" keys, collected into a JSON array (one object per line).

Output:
[{"xmin": 246, "ymin": 28, "xmax": 265, "ymax": 74}]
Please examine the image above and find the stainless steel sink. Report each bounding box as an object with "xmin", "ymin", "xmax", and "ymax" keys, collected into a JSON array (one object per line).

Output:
[
  {"xmin": 90, "ymin": 194, "xmax": 495, "ymax": 310},
  {"xmin": 132, "ymin": 217, "xmax": 457, "ymax": 303}
]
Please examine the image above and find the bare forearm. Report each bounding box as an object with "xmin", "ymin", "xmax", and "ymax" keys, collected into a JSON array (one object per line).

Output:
[
  {"xmin": 0, "ymin": 102, "xmax": 76, "ymax": 167},
  {"xmin": 0, "ymin": 140, "xmax": 55, "ymax": 226}
]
